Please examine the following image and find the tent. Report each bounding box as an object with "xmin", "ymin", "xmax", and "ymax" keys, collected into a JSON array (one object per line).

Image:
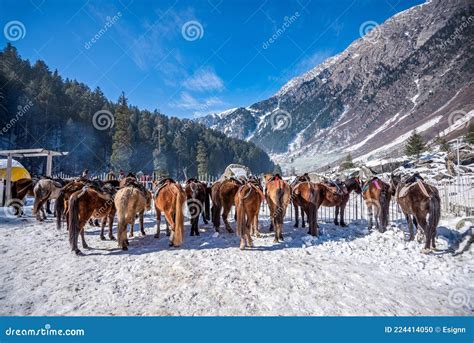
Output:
[
  {"xmin": 0, "ymin": 159, "xmax": 30, "ymax": 181},
  {"xmin": 219, "ymin": 164, "xmax": 252, "ymax": 181}
]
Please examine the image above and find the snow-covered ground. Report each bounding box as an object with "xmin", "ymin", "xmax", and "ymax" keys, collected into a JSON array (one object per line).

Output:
[{"xmin": 0, "ymin": 203, "xmax": 472, "ymax": 316}]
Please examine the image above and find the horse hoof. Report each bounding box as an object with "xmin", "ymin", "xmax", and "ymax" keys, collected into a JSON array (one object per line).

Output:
[
  {"xmin": 100, "ymin": 235, "xmax": 106, "ymax": 241},
  {"xmin": 140, "ymin": 231, "xmax": 146, "ymax": 236},
  {"xmin": 341, "ymin": 223, "xmax": 347, "ymax": 227},
  {"xmin": 125, "ymin": 239, "xmax": 129, "ymax": 246},
  {"xmin": 293, "ymin": 224, "xmax": 298, "ymax": 228},
  {"xmin": 334, "ymin": 221, "xmax": 339, "ymax": 226},
  {"xmin": 128, "ymin": 233, "xmax": 134, "ymax": 238},
  {"xmin": 190, "ymin": 233, "xmax": 195, "ymax": 236},
  {"xmin": 421, "ymin": 248, "xmax": 431, "ymax": 254},
  {"xmin": 122, "ymin": 246, "xmax": 128, "ymax": 251},
  {"xmin": 227, "ymin": 229, "xmax": 234, "ymax": 233},
  {"xmin": 74, "ymin": 249, "xmax": 84, "ymax": 256},
  {"xmin": 154, "ymin": 234, "xmax": 160, "ymax": 239},
  {"xmin": 109, "ymin": 236, "xmax": 116, "ymax": 241},
  {"xmin": 273, "ymin": 238, "xmax": 279, "ymax": 243}
]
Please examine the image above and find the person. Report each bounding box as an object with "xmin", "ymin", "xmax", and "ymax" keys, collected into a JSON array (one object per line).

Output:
[
  {"xmin": 81, "ymin": 169, "xmax": 89, "ymax": 178},
  {"xmin": 119, "ymin": 170, "xmax": 125, "ymax": 180}
]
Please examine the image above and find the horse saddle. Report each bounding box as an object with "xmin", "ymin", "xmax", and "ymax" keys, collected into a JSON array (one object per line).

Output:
[
  {"xmin": 153, "ymin": 178, "xmax": 175, "ymax": 198},
  {"xmin": 398, "ymin": 179, "xmax": 430, "ymax": 199},
  {"xmin": 325, "ymin": 181, "xmax": 347, "ymax": 196}
]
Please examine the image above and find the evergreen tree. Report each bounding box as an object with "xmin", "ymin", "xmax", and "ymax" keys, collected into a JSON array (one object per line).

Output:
[
  {"xmin": 436, "ymin": 135, "xmax": 451, "ymax": 152},
  {"xmin": 110, "ymin": 92, "xmax": 132, "ymax": 171},
  {"xmin": 340, "ymin": 153, "xmax": 355, "ymax": 170},
  {"xmin": 405, "ymin": 130, "xmax": 425, "ymax": 158},
  {"xmin": 196, "ymin": 140, "xmax": 209, "ymax": 177},
  {"xmin": 466, "ymin": 125, "xmax": 474, "ymax": 145}
]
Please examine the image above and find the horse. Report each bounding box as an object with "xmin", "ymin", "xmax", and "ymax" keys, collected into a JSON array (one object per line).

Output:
[
  {"xmin": 264, "ymin": 173, "xmax": 291, "ymax": 242},
  {"xmin": 211, "ymin": 178, "xmax": 243, "ymax": 233},
  {"xmin": 153, "ymin": 178, "xmax": 186, "ymax": 247},
  {"xmin": 33, "ymin": 177, "xmax": 68, "ymax": 221},
  {"xmin": 361, "ymin": 177, "xmax": 392, "ymax": 232},
  {"xmin": 315, "ymin": 176, "xmax": 362, "ymax": 227},
  {"xmin": 291, "ymin": 173, "xmax": 311, "ymax": 228},
  {"xmin": 68, "ymin": 185, "xmax": 115, "ymax": 255},
  {"xmin": 114, "ymin": 182, "xmax": 152, "ymax": 251},
  {"xmin": 55, "ymin": 180, "xmax": 88, "ymax": 230},
  {"xmin": 292, "ymin": 181, "xmax": 318, "ymax": 236},
  {"xmin": 10, "ymin": 177, "xmax": 37, "ymax": 216},
  {"xmin": 234, "ymin": 176, "xmax": 265, "ymax": 249},
  {"xmin": 184, "ymin": 178, "xmax": 210, "ymax": 236},
  {"xmin": 391, "ymin": 173, "xmax": 441, "ymax": 253}
]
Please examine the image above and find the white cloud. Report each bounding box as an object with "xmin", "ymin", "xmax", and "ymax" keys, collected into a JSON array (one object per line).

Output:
[
  {"xmin": 183, "ymin": 67, "xmax": 224, "ymax": 92},
  {"xmin": 172, "ymin": 92, "xmax": 227, "ymax": 117}
]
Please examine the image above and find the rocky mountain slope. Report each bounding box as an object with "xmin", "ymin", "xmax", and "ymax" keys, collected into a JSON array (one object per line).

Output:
[{"xmin": 198, "ymin": 0, "xmax": 474, "ymax": 172}]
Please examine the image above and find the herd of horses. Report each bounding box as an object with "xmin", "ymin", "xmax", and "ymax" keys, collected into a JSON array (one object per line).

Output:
[{"xmin": 8, "ymin": 170, "xmax": 441, "ymax": 255}]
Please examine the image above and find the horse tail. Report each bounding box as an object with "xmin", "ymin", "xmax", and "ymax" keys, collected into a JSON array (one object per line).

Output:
[
  {"xmin": 68, "ymin": 191, "xmax": 82, "ymax": 252},
  {"xmin": 379, "ymin": 188, "xmax": 389, "ymax": 230},
  {"xmin": 55, "ymin": 189, "xmax": 66, "ymax": 230},
  {"xmin": 428, "ymin": 194, "xmax": 441, "ymax": 247},
  {"xmin": 173, "ymin": 186, "xmax": 185, "ymax": 247},
  {"xmin": 275, "ymin": 186, "xmax": 285, "ymax": 225}
]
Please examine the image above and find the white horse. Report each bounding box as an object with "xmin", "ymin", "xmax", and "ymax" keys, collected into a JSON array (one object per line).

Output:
[{"xmin": 33, "ymin": 178, "xmax": 65, "ymax": 221}]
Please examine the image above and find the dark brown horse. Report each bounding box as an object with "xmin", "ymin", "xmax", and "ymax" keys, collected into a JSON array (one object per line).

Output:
[
  {"xmin": 391, "ymin": 174, "xmax": 441, "ymax": 253},
  {"xmin": 10, "ymin": 177, "xmax": 36, "ymax": 216},
  {"xmin": 68, "ymin": 186, "xmax": 115, "ymax": 255},
  {"xmin": 315, "ymin": 177, "xmax": 362, "ymax": 227},
  {"xmin": 291, "ymin": 173, "xmax": 311, "ymax": 228},
  {"xmin": 184, "ymin": 178, "xmax": 210, "ymax": 236},
  {"xmin": 361, "ymin": 177, "xmax": 392, "ymax": 232},
  {"xmin": 211, "ymin": 178, "xmax": 243, "ymax": 233},
  {"xmin": 292, "ymin": 181, "xmax": 318, "ymax": 236},
  {"xmin": 264, "ymin": 173, "xmax": 291, "ymax": 242},
  {"xmin": 234, "ymin": 177, "xmax": 265, "ymax": 249}
]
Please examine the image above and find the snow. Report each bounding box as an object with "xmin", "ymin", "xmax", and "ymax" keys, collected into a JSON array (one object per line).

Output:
[
  {"xmin": 0, "ymin": 159, "xmax": 26, "ymax": 169},
  {"xmin": 0, "ymin": 202, "xmax": 471, "ymax": 316}
]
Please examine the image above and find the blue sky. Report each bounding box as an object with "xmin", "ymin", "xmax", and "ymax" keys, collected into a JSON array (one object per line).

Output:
[{"xmin": 1, "ymin": 0, "xmax": 423, "ymax": 118}]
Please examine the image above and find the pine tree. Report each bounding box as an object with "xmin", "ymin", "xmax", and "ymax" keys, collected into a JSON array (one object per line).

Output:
[
  {"xmin": 110, "ymin": 92, "xmax": 133, "ymax": 171},
  {"xmin": 196, "ymin": 140, "xmax": 209, "ymax": 177},
  {"xmin": 405, "ymin": 130, "xmax": 426, "ymax": 158},
  {"xmin": 437, "ymin": 136, "xmax": 450, "ymax": 152},
  {"xmin": 466, "ymin": 125, "xmax": 474, "ymax": 145},
  {"xmin": 340, "ymin": 153, "xmax": 355, "ymax": 170}
]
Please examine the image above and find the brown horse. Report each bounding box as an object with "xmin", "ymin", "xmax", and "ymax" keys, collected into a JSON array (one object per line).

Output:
[
  {"xmin": 68, "ymin": 185, "xmax": 115, "ymax": 255},
  {"xmin": 55, "ymin": 180, "xmax": 88, "ymax": 230},
  {"xmin": 33, "ymin": 177, "xmax": 69, "ymax": 221},
  {"xmin": 292, "ymin": 181, "xmax": 318, "ymax": 236},
  {"xmin": 315, "ymin": 177, "xmax": 362, "ymax": 227},
  {"xmin": 153, "ymin": 179, "xmax": 186, "ymax": 247},
  {"xmin": 234, "ymin": 177, "xmax": 265, "ymax": 249},
  {"xmin": 391, "ymin": 174, "xmax": 441, "ymax": 253},
  {"xmin": 185, "ymin": 178, "xmax": 210, "ymax": 236},
  {"xmin": 361, "ymin": 177, "xmax": 392, "ymax": 232},
  {"xmin": 10, "ymin": 177, "xmax": 36, "ymax": 216},
  {"xmin": 291, "ymin": 173, "xmax": 311, "ymax": 228},
  {"xmin": 114, "ymin": 183, "xmax": 152, "ymax": 251},
  {"xmin": 264, "ymin": 174, "xmax": 291, "ymax": 242},
  {"xmin": 211, "ymin": 178, "xmax": 243, "ymax": 233}
]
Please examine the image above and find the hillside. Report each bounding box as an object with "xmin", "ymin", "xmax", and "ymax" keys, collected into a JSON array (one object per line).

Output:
[{"xmin": 198, "ymin": 0, "xmax": 474, "ymax": 172}]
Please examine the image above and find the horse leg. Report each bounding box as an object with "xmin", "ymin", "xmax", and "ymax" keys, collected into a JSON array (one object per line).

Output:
[
  {"xmin": 294, "ymin": 203, "xmax": 299, "ymax": 228},
  {"xmin": 340, "ymin": 200, "xmax": 348, "ymax": 227},
  {"xmin": 139, "ymin": 211, "xmax": 146, "ymax": 236},
  {"xmin": 46, "ymin": 200, "xmax": 52, "ymax": 215},
  {"xmin": 129, "ymin": 220, "xmax": 134, "ymax": 238},
  {"xmin": 154, "ymin": 210, "xmax": 161, "ymax": 239},
  {"xmin": 80, "ymin": 227, "xmax": 89, "ymax": 249},
  {"xmin": 118, "ymin": 223, "xmax": 128, "ymax": 250},
  {"xmin": 222, "ymin": 205, "xmax": 234, "ymax": 233},
  {"xmin": 417, "ymin": 215, "xmax": 431, "ymax": 253},
  {"xmin": 202, "ymin": 210, "xmax": 208, "ymax": 225},
  {"xmin": 212, "ymin": 205, "xmax": 221, "ymax": 232},
  {"xmin": 100, "ymin": 217, "xmax": 107, "ymax": 240},
  {"xmin": 108, "ymin": 214, "xmax": 116, "ymax": 240},
  {"xmin": 301, "ymin": 207, "xmax": 306, "ymax": 228},
  {"xmin": 406, "ymin": 215, "xmax": 414, "ymax": 241},
  {"xmin": 246, "ymin": 218, "xmax": 254, "ymax": 248},
  {"xmin": 367, "ymin": 203, "xmax": 373, "ymax": 230},
  {"xmin": 163, "ymin": 211, "xmax": 176, "ymax": 246},
  {"xmin": 334, "ymin": 206, "xmax": 340, "ymax": 226}
]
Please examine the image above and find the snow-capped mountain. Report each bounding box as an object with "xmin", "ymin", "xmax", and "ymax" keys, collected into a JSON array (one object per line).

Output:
[{"xmin": 197, "ymin": 0, "xmax": 474, "ymax": 172}]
